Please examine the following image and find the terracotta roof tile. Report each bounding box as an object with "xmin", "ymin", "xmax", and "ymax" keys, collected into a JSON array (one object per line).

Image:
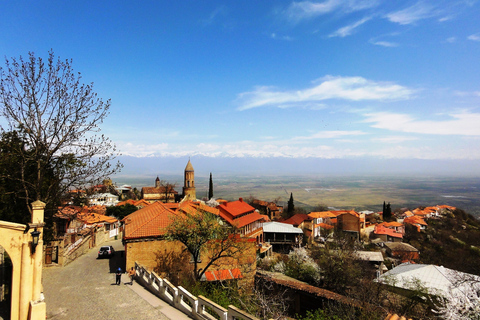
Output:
[
  {"xmin": 218, "ymin": 198, "xmax": 255, "ymax": 218},
  {"xmin": 404, "ymin": 216, "xmax": 427, "ymax": 226},
  {"xmin": 228, "ymin": 211, "xmax": 265, "ymax": 229},
  {"xmin": 123, "ymin": 202, "xmax": 177, "ymax": 240},
  {"xmin": 283, "ymin": 213, "xmax": 313, "ymax": 226},
  {"xmin": 203, "ymin": 268, "xmax": 243, "ymax": 281},
  {"xmin": 374, "ymin": 225, "xmax": 403, "ymax": 238},
  {"xmin": 309, "ymin": 211, "xmax": 337, "ymax": 219}
]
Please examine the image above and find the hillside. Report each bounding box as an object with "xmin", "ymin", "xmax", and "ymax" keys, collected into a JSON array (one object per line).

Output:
[{"xmin": 403, "ymin": 208, "xmax": 480, "ymax": 275}]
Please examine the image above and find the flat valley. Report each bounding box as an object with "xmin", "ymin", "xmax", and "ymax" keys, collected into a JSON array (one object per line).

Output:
[{"xmin": 118, "ymin": 174, "xmax": 480, "ymax": 217}]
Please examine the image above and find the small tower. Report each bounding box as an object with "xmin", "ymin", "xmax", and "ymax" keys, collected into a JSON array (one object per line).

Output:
[
  {"xmin": 183, "ymin": 159, "xmax": 196, "ymax": 200},
  {"xmin": 155, "ymin": 176, "xmax": 160, "ymax": 188}
]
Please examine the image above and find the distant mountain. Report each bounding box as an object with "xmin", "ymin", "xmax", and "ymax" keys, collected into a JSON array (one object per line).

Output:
[{"xmin": 114, "ymin": 155, "xmax": 480, "ymax": 179}]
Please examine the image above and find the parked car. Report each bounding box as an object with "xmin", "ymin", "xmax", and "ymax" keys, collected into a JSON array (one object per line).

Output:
[{"xmin": 97, "ymin": 245, "xmax": 115, "ymax": 258}]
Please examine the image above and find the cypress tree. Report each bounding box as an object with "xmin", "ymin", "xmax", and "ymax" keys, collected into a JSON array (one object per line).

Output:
[
  {"xmin": 287, "ymin": 192, "xmax": 295, "ymax": 216},
  {"xmin": 208, "ymin": 172, "xmax": 213, "ymax": 200}
]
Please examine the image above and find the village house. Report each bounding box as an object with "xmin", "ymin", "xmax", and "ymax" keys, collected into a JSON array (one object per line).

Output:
[
  {"xmin": 335, "ymin": 210, "xmax": 366, "ymax": 241},
  {"xmin": 87, "ymin": 192, "xmax": 119, "ymax": 206},
  {"xmin": 262, "ymin": 221, "xmax": 304, "ymax": 252},
  {"xmin": 384, "ymin": 242, "xmax": 420, "ymax": 262},
  {"xmin": 282, "ymin": 213, "xmax": 313, "ymax": 238},
  {"xmin": 252, "ymin": 199, "xmax": 284, "ymax": 220},
  {"xmin": 122, "ymin": 201, "xmax": 257, "ymax": 284},
  {"xmin": 373, "ymin": 224, "xmax": 403, "ymax": 243},
  {"xmin": 217, "ymin": 198, "xmax": 265, "ymax": 243},
  {"xmin": 50, "ymin": 205, "xmax": 119, "ymax": 266},
  {"xmin": 404, "ymin": 215, "xmax": 428, "ymax": 232},
  {"xmin": 309, "ymin": 211, "xmax": 337, "ymax": 241}
]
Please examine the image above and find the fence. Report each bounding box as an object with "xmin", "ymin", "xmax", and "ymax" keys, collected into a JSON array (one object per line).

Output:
[{"xmin": 134, "ymin": 262, "xmax": 259, "ymax": 320}]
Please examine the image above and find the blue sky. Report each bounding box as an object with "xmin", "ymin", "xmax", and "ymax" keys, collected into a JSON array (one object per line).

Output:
[{"xmin": 2, "ymin": 0, "xmax": 480, "ymax": 163}]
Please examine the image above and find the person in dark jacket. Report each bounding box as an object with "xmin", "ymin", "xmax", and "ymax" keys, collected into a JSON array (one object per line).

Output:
[{"xmin": 115, "ymin": 267, "xmax": 122, "ymax": 285}]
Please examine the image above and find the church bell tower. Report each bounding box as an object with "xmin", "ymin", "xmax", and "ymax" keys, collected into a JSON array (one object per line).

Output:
[{"xmin": 183, "ymin": 159, "xmax": 196, "ymax": 200}]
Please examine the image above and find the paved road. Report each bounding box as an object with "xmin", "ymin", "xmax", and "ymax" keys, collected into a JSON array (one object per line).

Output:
[{"xmin": 43, "ymin": 239, "xmax": 187, "ymax": 320}]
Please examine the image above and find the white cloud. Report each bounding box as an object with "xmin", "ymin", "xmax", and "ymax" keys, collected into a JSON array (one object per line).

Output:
[
  {"xmin": 291, "ymin": 130, "xmax": 367, "ymax": 140},
  {"xmin": 386, "ymin": 2, "xmax": 437, "ymax": 25},
  {"xmin": 446, "ymin": 37, "xmax": 456, "ymax": 43},
  {"xmin": 329, "ymin": 16, "xmax": 371, "ymax": 37},
  {"xmin": 468, "ymin": 33, "xmax": 480, "ymax": 41},
  {"xmin": 284, "ymin": 0, "xmax": 379, "ymax": 22},
  {"xmin": 236, "ymin": 76, "xmax": 415, "ymax": 110},
  {"xmin": 370, "ymin": 40, "xmax": 399, "ymax": 47},
  {"xmin": 363, "ymin": 111, "xmax": 480, "ymax": 135}
]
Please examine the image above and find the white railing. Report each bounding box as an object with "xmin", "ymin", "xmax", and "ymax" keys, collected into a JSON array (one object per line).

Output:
[{"xmin": 134, "ymin": 262, "xmax": 259, "ymax": 320}]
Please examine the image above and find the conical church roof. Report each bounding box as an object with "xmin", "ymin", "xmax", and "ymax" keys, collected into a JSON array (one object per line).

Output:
[{"xmin": 185, "ymin": 159, "xmax": 194, "ymax": 171}]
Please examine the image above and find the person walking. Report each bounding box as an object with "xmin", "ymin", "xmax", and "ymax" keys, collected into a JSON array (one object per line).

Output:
[
  {"xmin": 115, "ymin": 267, "xmax": 122, "ymax": 285},
  {"xmin": 127, "ymin": 267, "xmax": 135, "ymax": 285}
]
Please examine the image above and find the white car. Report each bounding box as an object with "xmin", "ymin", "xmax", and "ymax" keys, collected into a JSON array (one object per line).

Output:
[{"xmin": 97, "ymin": 245, "xmax": 115, "ymax": 258}]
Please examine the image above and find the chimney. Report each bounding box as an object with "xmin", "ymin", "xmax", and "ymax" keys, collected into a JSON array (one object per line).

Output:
[{"xmin": 239, "ymin": 198, "xmax": 243, "ymax": 202}]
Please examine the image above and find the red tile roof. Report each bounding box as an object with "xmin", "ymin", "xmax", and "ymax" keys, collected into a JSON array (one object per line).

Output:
[
  {"xmin": 123, "ymin": 202, "xmax": 177, "ymax": 240},
  {"xmin": 229, "ymin": 211, "xmax": 265, "ymax": 229},
  {"xmin": 283, "ymin": 213, "xmax": 313, "ymax": 226},
  {"xmin": 117, "ymin": 199, "xmax": 151, "ymax": 207},
  {"xmin": 437, "ymin": 205, "xmax": 456, "ymax": 210},
  {"xmin": 374, "ymin": 225, "xmax": 403, "ymax": 238},
  {"xmin": 178, "ymin": 201, "xmax": 219, "ymax": 216},
  {"xmin": 309, "ymin": 211, "xmax": 337, "ymax": 219},
  {"xmin": 404, "ymin": 216, "xmax": 427, "ymax": 226},
  {"xmin": 218, "ymin": 198, "xmax": 255, "ymax": 218},
  {"xmin": 203, "ymin": 268, "xmax": 243, "ymax": 281},
  {"xmin": 318, "ymin": 223, "xmax": 334, "ymax": 230},
  {"xmin": 379, "ymin": 221, "xmax": 403, "ymax": 228}
]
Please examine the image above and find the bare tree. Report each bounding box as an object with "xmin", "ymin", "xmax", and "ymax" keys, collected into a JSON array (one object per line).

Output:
[
  {"xmin": 163, "ymin": 210, "xmax": 246, "ymax": 281},
  {"xmin": 0, "ymin": 51, "xmax": 122, "ymax": 214},
  {"xmin": 159, "ymin": 180, "xmax": 176, "ymax": 203}
]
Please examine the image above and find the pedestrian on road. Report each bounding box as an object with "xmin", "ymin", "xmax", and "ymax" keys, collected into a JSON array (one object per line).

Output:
[
  {"xmin": 115, "ymin": 267, "xmax": 122, "ymax": 285},
  {"xmin": 127, "ymin": 267, "xmax": 135, "ymax": 285}
]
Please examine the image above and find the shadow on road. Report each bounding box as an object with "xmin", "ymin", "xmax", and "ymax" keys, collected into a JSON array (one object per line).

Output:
[{"xmin": 108, "ymin": 250, "xmax": 126, "ymax": 273}]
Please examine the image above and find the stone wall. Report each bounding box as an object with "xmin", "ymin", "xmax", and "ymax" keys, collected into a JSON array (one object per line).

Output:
[{"xmin": 125, "ymin": 239, "xmax": 180, "ymax": 271}]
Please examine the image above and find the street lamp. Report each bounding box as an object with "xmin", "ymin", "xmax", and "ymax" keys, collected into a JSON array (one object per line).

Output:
[{"xmin": 31, "ymin": 228, "xmax": 41, "ymax": 254}]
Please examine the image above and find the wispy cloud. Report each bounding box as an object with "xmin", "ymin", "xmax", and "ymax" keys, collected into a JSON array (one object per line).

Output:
[
  {"xmin": 270, "ymin": 33, "xmax": 294, "ymax": 41},
  {"xmin": 445, "ymin": 37, "xmax": 456, "ymax": 43},
  {"xmin": 284, "ymin": 0, "xmax": 379, "ymax": 22},
  {"xmin": 363, "ymin": 111, "xmax": 480, "ymax": 135},
  {"xmin": 236, "ymin": 76, "xmax": 415, "ymax": 110},
  {"xmin": 369, "ymin": 40, "xmax": 399, "ymax": 47},
  {"xmin": 468, "ymin": 33, "xmax": 480, "ymax": 41},
  {"xmin": 329, "ymin": 16, "xmax": 371, "ymax": 37},
  {"xmin": 386, "ymin": 1, "xmax": 437, "ymax": 25},
  {"xmin": 201, "ymin": 6, "xmax": 228, "ymax": 26},
  {"xmin": 372, "ymin": 136, "xmax": 418, "ymax": 143}
]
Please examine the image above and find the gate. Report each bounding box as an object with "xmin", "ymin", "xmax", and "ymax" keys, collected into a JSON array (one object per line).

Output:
[
  {"xmin": 52, "ymin": 246, "xmax": 58, "ymax": 263},
  {"xmin": 45, "ymin": 247, "xmax": 52, "ymax": 264},
  {"xmin": 45, "ymin": 246, "xmax": 59, "ymax": 265}
]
